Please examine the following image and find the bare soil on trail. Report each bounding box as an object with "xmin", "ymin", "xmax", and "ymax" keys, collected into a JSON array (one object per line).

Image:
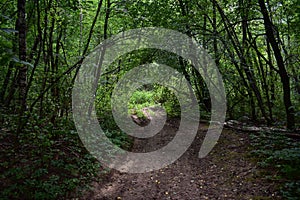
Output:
[{"xmin": 84, "ymin": 119, "xmax": 280, "ymax": 200}]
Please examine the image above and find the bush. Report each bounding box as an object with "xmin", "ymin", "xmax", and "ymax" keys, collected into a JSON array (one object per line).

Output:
[
  {"xmin": 0, "ymin": 115, "xmax": 101, "ymax": 199},
  {"xmin": 250, "ymin": 131, "xmax": 300, "ymax": 199}
]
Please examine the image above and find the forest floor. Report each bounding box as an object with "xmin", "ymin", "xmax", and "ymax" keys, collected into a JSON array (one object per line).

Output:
[{"xmin": 83, "ymin": 119, "xmax": 281, "ymax": 200}]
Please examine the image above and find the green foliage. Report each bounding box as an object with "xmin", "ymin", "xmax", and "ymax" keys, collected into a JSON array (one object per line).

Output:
[
  {"xmin": 129, "ymin": 90, "xmax": 155, "ymax": 105},
  {"xmin": 1, "ymin": 0, "xmax": 299, "ymax": 198},
  {"xmin": 128, "ymin": 89, "xmax": 159, "ymax": 119},
  {"xmin": 127, "ymin": 86, "xmax": 181, "ymax": 119},
  {"xmin": 250, "ymin": 131, "xmax": 300, "ymax": 198},
  {"xmin": 281, "ymin": 181, "xmax": 300, "ymax": 200},
  {"xmin": 156, "ymin": 87, "xmax": 181, "ymax": 117},
  {"xmin": 0, "ymin": 114, "xmax": 101, "ymax": 199},
  {"xmin": 104, "ymin": 130, "xmax": 132, "ymax": 150},
  {"xmin": 97, "ymin": 83, "xmax": 182, "ymax": 122}
]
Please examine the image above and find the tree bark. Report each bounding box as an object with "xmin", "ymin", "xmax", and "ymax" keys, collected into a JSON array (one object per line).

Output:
[
  {"xmin": 258, "ymin": 0, "xmax": 295, "ymax": 130},
  {"xmin": 16, "ymin": 0, "xmax": 27, "ymax": 134},
  {"xmin": 212, "ymin": 0, "xmax": 269, "ymax": 122},
  {"xmin": 17, "ymin": 0, "xmax": 27, "ymax": 111}
]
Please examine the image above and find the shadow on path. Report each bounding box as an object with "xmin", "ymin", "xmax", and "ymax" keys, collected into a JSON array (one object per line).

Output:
[{"xmin": 84, "ymin": 120, "xmax": 279, "ymax": 199}]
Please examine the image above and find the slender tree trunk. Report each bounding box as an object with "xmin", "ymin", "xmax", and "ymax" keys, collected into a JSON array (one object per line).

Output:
[
  {"xmin": 16, "ymin": 0, "xmax": 27, "ymax": 135},
  {"xmin": 25, "ymin": 0, "xmax": 42, "ymax": 100},
  {"xmin": 212, "ymin": 1, "xmax": 219, "ymax": 67},
  {"xmin": 79, "ymin": 0, "xmax": 83, "ymax": 55},
  {"xmin": 0, "ymin": 62, "xmax": 14, "ymax": 104},
  {"xmin": 72, "ymin": 0, "xmax": 104, "ymax": 84},
  {"xmin": 17, "ymin": 0, "xmax": 27, "ymax": 111},
  {"xmin": 0, "ymin": 16, "xmax": 18, "ymax": 106},
  {"xmin": 104, "ymin": 0, "xmax": 111, "ymax": 40},
  {"xmin": 259, "ymin": 0, "xmax": 295, "ymax": 129},
  {"xmin": 39, "ymin": 0, "xmax": 52, "ymax": 116},
  {"xmin": 213, "ymin": 0, "xmax": 269, "ymax": 122}
]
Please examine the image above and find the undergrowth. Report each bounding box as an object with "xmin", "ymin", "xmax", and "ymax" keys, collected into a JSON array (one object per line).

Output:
[
  {"xmin": 250, "ymin": 131, "xmax": 300, "ymax": 199},
  {"xmin": 128, "ymin": 86, "xmax": 181, "ymax": 119},
  {"xmin": 0, "ymin": 110, "xmax": 131, "ymax": 199},
  {"xmin": 128, "ymin": 90, "xmax": 159, "ymax": 119}
]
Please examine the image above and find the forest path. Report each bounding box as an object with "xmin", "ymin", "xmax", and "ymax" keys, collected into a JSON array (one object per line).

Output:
[{"xmin": 84, "ymin": 120, "xmax": 279, "ymax": 199}]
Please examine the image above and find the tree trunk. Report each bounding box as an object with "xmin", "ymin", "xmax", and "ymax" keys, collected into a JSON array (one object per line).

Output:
[
  {"xmin": 258, "ymin": 0, "xmax": 295, "ymax": 130},
  {"xmin": 17, "ymin": 0, "xmax": 27, "ymax": 133},
  {"xmin": 17, "ymin": 0, "xmax": 27, "ymax": 110},
  {"xmin": 212, "ymin": 0, "xmax": 269, "ymax": 122}
]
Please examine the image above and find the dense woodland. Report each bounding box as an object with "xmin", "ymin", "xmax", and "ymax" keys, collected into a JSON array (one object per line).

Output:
[{"xmin": 0, "ymin": 0, "xmax": 299, "ymax": 199}]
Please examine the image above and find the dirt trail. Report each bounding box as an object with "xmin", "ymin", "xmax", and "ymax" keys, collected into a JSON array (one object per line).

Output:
[{"xmin": 84, "ymin": 119, "xmax": 280, "ymax": 199}]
